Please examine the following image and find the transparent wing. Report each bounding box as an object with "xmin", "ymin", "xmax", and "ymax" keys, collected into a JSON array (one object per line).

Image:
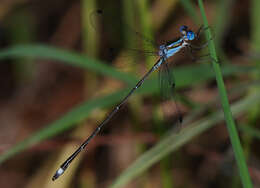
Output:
[
  {"xmin": 159, "ymin": 61, "xmax": 175, "ymax": 99},
  {"xmin": 90, "ymin": 9, "xmax": 158, "ymax": 61},
  {"xmin": 159, "ymin": 61, "xmax": 183, "ymax": 124}
]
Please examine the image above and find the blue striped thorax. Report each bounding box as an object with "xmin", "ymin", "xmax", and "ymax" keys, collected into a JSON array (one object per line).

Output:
[{"xmin": 158, "ymin": 25, "xmax": 196, "ymax": 60}]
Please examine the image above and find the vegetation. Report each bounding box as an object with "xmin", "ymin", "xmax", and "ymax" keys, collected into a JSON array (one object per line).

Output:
[{"xmin": 0, "ymin": 0, "xmax": 258, "ymax": 187}]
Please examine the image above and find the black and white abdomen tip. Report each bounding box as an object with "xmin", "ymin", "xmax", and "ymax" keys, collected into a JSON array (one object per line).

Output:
[{"xmin": 52, "ymin": 167, "xmax": 65, "ymax": 181}]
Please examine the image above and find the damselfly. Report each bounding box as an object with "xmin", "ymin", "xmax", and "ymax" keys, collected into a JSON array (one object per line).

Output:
[{"xmin": 52, "ymin": 22, "xmax": 208, "ymax": 180}]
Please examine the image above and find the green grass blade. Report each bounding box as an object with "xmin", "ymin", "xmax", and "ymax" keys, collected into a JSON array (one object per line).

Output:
[
  {"xmin": 252, "ymin": 0, "xmax": 260, "ymax": 50},
  {"xmin": 0, "ymin": 89, "xmax": 130, "ymax": 164},
  {"xmin": 0, "ymin": 61, "xmax": 254, "ymax": 164},
  {"xmin": 197, "ymin": 0, "xmax": 253, "ymax": 187},
  {"xmin": 0, "ymin": 45, "xmax": 254, "ymax": 88},
  {"xmin": 0, "ymin": 44, "xmax": 136, "ymax": 84},
  {"xmin": 110, "ymin": 92, "xmax": 260, "ymax": 188}
]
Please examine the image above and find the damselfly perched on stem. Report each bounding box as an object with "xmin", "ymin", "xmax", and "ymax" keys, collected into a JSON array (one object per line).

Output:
[{"xmin": 52, "ymin": 9, "xmax": 209, "ymax": 181}]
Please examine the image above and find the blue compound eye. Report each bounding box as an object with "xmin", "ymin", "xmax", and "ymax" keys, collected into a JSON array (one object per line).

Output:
[
  {"xmin": 180, "ymin": 25, "xmax": 188, "ymax": 33},
  {"xmin": 187, "ymin": 31, "xmax": 195, "ymax": 40}
]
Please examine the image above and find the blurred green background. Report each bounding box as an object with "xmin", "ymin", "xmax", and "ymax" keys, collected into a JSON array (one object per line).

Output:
[{"xmin": 0, "ymin": 0, "xmax": 259, "ymax": 187}]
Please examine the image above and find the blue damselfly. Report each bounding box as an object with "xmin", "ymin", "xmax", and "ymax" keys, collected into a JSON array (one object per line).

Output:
[{"xmin": 52, "ymin": 10, "xmax": 207, "ymax": 180}]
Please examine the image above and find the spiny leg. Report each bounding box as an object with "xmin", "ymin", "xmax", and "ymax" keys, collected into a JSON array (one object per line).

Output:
[{"xmin": 187, "ymin": 45, "xmax": 214, "ymax": 63}]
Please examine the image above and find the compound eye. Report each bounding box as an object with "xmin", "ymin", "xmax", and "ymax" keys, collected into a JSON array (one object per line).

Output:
[
  {"xmin": 187, "ymin": 31, "xmax": 195, "ymax": 40},
  {"xmin": 180, "ymin": 25, "xmax": 188, "ymax": 32},
  {"xmin": 180, "ymin": 25, "xmax": 188, "ymax": 35}
]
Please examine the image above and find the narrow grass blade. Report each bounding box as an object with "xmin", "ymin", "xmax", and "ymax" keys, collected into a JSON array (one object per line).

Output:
[
  {"xmin": 197, "ymin": 0, "xmax": 253, "ymax": 187},
  {"xmin": 0, "ymin": 44, "xmax": 136, "ymax": 84}
]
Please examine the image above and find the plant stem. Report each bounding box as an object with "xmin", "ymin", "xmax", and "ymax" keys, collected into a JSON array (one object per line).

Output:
[{"xmin": 197, "ymin": 0, "xmax": 253, "ymax": 187}]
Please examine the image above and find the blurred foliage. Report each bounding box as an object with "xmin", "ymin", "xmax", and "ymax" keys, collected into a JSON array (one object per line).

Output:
[{"xmin": 0, "ymin": 0, "xmax": 260, "ymax": 188}]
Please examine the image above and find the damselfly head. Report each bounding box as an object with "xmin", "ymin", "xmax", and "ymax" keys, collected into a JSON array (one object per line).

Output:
[
  {"xmin": 180, "ymin": 25, "xmax": 195, "ymax": 41},
  {"xmin": 186, "ymin": 31, "xmax": 195, "ymax": 41}
]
